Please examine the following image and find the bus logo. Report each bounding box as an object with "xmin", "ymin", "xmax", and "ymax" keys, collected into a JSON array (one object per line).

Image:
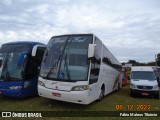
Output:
[
  {"xmin": 59, "ymin": 72, "xmax": 64, "ymax": 79},
  {"xmin": 2, "ymin": 112, "xmax": 11, "ymax": 117}
]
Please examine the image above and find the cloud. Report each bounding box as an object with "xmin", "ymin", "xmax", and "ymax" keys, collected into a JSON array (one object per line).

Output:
[{"xmin": 0, "ymin": 0, "xmax": 160, "ymax": 63}]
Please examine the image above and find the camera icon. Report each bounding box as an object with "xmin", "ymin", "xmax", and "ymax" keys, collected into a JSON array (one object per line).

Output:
[{"xmin": 2, "ymin": 112, "xmax": 11, "ymax": 117}]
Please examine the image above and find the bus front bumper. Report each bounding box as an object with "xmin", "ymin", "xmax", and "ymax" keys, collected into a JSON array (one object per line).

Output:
[
  {"xmin": 38, "ymin": 85, "xmax": 91, "ymax": 105},
  {"xmin": 0, "ymin": 89, "xmax": 23, "ymax": 98}
]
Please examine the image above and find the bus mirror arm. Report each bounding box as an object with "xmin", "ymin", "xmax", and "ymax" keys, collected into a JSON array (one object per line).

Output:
[
  {"xmin": 88, "ymin": 44, "xmax": 96, "ymax": 59},
  {"xmin": 23, "ymin": 55, "xmax": 27, "ymax": 68},
  {"xmin": 0, "ymin": 59, "xmax": 2, "ymax": 68},
  {"xmin": 17, "ymin": 52, "xmax": 28, "ymax": 66}
]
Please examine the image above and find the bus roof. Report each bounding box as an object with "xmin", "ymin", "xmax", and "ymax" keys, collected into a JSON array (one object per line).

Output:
[
  {"xmin": 2, "ymin": 41, "xmax": 44, "ymax": 46},
  {"xmin": 50, "ymin": 33, "xmax": 94, "ymax": 39}
]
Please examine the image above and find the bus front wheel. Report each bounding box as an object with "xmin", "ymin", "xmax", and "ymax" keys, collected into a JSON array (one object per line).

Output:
[{"xmin": 99, "ymin": 86, "xmax": 105, "ymax": 100}]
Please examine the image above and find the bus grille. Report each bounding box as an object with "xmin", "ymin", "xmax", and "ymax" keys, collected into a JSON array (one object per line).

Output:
[{"xmin": 137, "ymin": 85, "xmax": 153, "ymax": 90}]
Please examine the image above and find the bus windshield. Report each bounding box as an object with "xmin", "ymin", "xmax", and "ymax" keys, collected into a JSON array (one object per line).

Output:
[
  {"xmin": 0, "ymin": 44, "xmax": 31, "ymax": 81},
  {"xmin": 131, "ymin": 71, "xmax": 156, "ymax": 80},
  {"xmin": 40, "ymin": 35, "xmax": 93, "ymax": 81}
]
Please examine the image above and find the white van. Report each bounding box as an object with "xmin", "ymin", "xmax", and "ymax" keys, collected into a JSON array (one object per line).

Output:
[{"xmin": 130, "ymin": 66, "xmax": 159, "ymax": 99}]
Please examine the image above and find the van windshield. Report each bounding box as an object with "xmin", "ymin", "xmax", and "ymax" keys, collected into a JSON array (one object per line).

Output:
[{"xmin": 131, "ymin": 71, "xmax": 156, "ymax": 80}]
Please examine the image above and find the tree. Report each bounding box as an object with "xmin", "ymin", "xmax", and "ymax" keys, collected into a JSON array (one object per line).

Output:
[
  {"xmin": 157, "ymin": 53, "xmax": 160, "ymax": 66},
  {"xmin": 122, "ymin": 60, "xmax": 156, "ymax": 66},
  {"xmin": 127, "ymin": 60, "xmax": 137, "ymax": 66}
]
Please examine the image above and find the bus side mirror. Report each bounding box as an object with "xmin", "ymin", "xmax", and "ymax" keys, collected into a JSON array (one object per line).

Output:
[
  {"xmin": 17, "ymin": 52, "xmax": 28, "ymax": 66},
  {"xmin": 157, "ymin": 77, "xmax": 159, "ymax": 82},
  {"xmin": 32, "ymin": 45, "xmax": 46, "ymax": 57},
  {"xmin": 88, "ymin": 44, "xmax": 96, "ymax": 59}
]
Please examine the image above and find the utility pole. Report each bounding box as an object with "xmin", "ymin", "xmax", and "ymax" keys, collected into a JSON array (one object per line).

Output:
[
  {"xmin": 155, "ymin": 54, "xmax": 157, "ymax": 67},
  {"xmin": 157, "ymin": 53, "xmax": 160, "ymax": 66}
]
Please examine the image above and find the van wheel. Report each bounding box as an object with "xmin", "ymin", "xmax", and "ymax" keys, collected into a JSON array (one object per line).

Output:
[{"xmin": 130, "ymin": 91, "xmax": 134, "ymax": 97}]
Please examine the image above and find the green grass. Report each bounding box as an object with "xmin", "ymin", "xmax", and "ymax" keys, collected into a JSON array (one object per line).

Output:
[{"xmin": 0, "ymin": 83, "xmax": 159, "ymax": 120}]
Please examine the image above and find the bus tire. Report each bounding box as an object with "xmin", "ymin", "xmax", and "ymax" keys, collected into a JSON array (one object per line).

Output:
[
  {"xmin": 116, "ymin": 83, "xmax": 120, "ymax": 91},
  {"xmin": 154, "ymin": 93, "xmax": 159, "ymax": 99},
  {"xmin": 99, "ymin": 85, "xmax": 105, "ymax": 100}
]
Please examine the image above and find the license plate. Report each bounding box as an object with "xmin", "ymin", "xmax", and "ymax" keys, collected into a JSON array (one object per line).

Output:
[
  {"xmin": 142, "ymin": 92, "xmax": 149, "ymax": 96},
  {"xmin": 52, "ymin": 92, "xmax": 61, "ymax": 97}
]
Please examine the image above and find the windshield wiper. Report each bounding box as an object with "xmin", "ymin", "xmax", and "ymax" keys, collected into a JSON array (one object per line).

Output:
[
  {"xmin": 46, "ymin": 55, "xmax": 61, "ymax": 78},
  {"xmin": 64, "ymin": 52, "xmax": 71, "ymax": 80}
]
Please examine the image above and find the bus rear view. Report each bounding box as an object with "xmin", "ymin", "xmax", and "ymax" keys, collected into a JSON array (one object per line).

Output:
[{"xmin": 38, "ymin": 34, "xmax": 122, "ymax": 104}]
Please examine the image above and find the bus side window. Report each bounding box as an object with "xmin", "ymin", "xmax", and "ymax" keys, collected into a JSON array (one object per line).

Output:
[
  {"xmin": 90, "ymin": 58, "xmax": 100, "ymax": 75},
  {"xmin": 89, "ymin": 62, "xmax": 100, "ymax": 84}
]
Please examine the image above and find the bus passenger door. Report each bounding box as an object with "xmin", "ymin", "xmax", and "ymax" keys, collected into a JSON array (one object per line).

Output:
[
  {"xmin": 88, "ymin": 61, "xmax": 100, "ymax": 102},
  {"xmin": 89, "ymin": 77, "xmax": 98, "ymax": 102},
  {"xmin": 23, "ymin": 45, "xmax": 46, "ymax": 96},
  {"xmin": 32, "ymin": 45, "xmax": 46, "ymax": 72}
]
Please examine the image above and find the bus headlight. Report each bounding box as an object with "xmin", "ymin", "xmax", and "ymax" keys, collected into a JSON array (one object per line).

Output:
[
  {"xmin": 130, "ymin": 83, "xmax": 136, "ymax": 89},
  {"xmin": 38, "ymin": 80, "xmax": 45, "ymax": 87},
  {"xmin": 71, "ymin": 85, "xmax": 89, "ymax": 91},
  {"xmin": 153, "ymin": 85, "xmax": 159, "ymax": 90}
]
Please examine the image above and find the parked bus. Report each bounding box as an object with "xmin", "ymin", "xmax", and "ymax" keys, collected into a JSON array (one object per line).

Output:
[
  {"xmin": 0, "ymin": 41, "xmax": 46, "ymax": 98},
  {"xmin": 38, "ymin": 34, "xmax": 122, "ymax": 104}
]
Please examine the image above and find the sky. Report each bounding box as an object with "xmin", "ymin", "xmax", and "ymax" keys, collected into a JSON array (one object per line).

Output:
[{"xmin": 0, "ymin": 0, "xmax": 160, "ymax": 63}]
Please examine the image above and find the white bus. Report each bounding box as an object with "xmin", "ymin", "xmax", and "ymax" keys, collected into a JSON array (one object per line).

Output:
[{"xmin": 38, "ymin": 34, "xmax": 122, "ymax": 104}]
